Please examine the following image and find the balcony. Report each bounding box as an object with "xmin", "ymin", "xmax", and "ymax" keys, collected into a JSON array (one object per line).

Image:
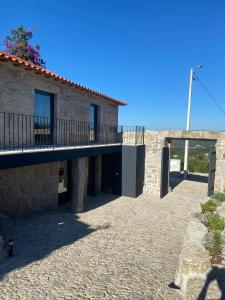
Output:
[{"xmin": 0, "ymin": 112, "xmax": 145, "ymax": 155}]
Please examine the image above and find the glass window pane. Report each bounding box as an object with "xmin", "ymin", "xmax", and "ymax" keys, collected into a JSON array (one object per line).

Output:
[
  {"xmin": 89, "ymin": 105, "xmax": 95, "ymax": 124},
  {"xmin": 34, "ymin": 91, "xmax": 53, "ymax": 145},
  {"xmin": 35, "ymin": 92, "xmax": 51, "ymax": 118},
  {"xmin": 89, "ymin": 104, "xmax": 98, "ymax": 142}
]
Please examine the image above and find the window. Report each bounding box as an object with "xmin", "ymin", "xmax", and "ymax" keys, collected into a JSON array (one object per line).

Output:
[
  {"xmin": 34, "ymin": 90, "xmax": 54, "ymax": 145},
  {"xmin": 89, "ymin": 104, "xmax": 98, "ymax": 142}
]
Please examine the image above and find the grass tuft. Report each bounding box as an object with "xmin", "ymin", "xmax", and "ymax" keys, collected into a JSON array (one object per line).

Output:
[
  {"xmin": 212, "ymin": 192, "xmax": 225, "ymax": 204},
  {"xmin": 201, "ymin": 200, "xmax": 218, "ymax": 213},
  {"xmin": 203, "ymin": 230, "xmax": 225, "ymax": 258}
]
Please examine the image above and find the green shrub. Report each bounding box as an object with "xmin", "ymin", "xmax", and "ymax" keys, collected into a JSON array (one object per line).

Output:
[
  {"xmin": 207, "ymin": 214, "xmax": 225, "ymax": 231},
  {"xmin": 199, "ymin": 211, "xmax": 214, "ymax": 226},
  {"xmin": 200, "ymin": 212, "xmax": 225, "ymax": 231},
  {"xmin": 203, "ymin": 230, "xmax": 225, "ymax": 258},
  {"xmin": 201, "ymin": 200, "xmax": 218, "ymax": 213},
  {"xmin": 212, "ymin": 192, "xmax": 225, "ymax": 204},
  {"xmin": 200, "ymin": 212, "xmax": 214, "ymax": 226},
  {"xmin": 188, "ymin": 158, "xmax": 208, "ymax": 173}
]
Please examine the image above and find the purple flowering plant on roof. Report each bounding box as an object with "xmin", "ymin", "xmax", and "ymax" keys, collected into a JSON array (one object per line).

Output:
[{"xmin": 3, "ymin": 26, "xmax": 45, "ymax": 67}]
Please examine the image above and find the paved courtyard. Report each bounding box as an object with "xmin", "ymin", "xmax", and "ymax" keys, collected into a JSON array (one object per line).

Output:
[{"xmin": 0, "ymin": 180, "xmax": 207, "ymax": 300}]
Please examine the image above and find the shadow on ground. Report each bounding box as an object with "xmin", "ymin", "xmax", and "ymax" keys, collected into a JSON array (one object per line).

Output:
[
  {"xmin": 85, "ymin": 193, "xmax": 119, "ymax": 212},
  {"xmin": 197, "ymin": 266, "xmax": 225, "ymax": 300},
  {"xmin": 170, "ymin": 172, "xmax": 208, "ymax": 190},
  {"xmin": 0, "ymin": 207, "xmax": 98, "ymax": 280}
]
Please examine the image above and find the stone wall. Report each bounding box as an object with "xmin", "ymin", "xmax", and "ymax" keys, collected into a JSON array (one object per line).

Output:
[
  {"xmin": 215, "ymin": 139, "xmax": 225, "ymax": 192},
  {"xmin": 174, "ymin": 219, "xmax": 223, "ymax": 299},
  {"xmin": 0, "ymin": 162, "xmax": 59, "ymax": 216},
  {"xmin": 0, "ymin": 155, "xmax": 104, "ymax": 217},
  {"xmin": 144, "ymin": 132, "xmax": 165, "ymax": 195},
  {"xmin": 0, "ymin": 62, "xmax": 118, "ymax": 124},
  {"xmin": 144, "ymin": 130, "xmax": 225, "ymax": 196}
]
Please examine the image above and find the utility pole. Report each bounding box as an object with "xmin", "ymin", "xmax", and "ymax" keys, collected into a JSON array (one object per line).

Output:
[
  {"xmin": 183, "ymin": 68, "xmax": 193, "ymax": 179},
  {"xmin": 183, "ymin": 65, "xmax": 203, "ymax": 179}
]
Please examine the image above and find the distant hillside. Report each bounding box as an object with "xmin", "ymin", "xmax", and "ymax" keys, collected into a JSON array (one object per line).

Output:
[
  {"xmin": 171, "ymin": 140, "xmax": 216, "ymax": 149},
  {"xmin": 170, "ymin": 140, "xmax": 215, "ymax": 173}
]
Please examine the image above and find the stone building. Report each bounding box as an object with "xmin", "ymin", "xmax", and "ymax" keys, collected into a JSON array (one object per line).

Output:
[
  {"xmin": 2, "ymin": 52, "xmax": 223, "ymax": 218},
  {"xmin": 0, "ymin": 51, "xmax": 145, "ymax": 217}
]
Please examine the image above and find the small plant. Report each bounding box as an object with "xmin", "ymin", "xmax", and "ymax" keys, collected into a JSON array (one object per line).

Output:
[
  {"xmin": 212, "ymin": 192, "xmax": 225, "ymax": 204},
  {"xmin": 207, "ymin": 214, "xmax": 225, "ymax": 231},
  {"xmin": 200, "ymin": 212, "xmax": 214, "ymax": 226},
  {"xmin": 200, "ymin": 212, "xmax": 225, "ymax": 231},
  {"xmin": 201, "ymin": 199, "xmax": 218, "ymax": 213},
  {"xmin": 203, "ymin": 230, "xmax": 225, "ymax": 262}
]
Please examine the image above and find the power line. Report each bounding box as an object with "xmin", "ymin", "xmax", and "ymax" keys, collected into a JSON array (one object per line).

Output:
[{"xmin": 194, "ymin": 73, "xmax": 225, "ymax": 115}]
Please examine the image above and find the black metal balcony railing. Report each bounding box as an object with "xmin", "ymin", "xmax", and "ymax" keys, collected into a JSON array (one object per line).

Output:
[{"xmin": 0, "ymin": 112, "xmax": 145, "ymax": 152}]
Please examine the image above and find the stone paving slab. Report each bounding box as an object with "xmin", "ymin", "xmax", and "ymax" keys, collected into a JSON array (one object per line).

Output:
[{"xmin": 0, "ymin": 180, "xmax": 207, "ymax": 299}]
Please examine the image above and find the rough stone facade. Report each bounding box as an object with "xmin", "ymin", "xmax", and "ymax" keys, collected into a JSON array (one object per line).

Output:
[
  {"xmin": 144, "ymin": 132, "xmax": 166, "ymax": 195},
  {"xmin": 0, "ymin": 61, "xmax": 119, "ymax": 148},
  {"xmin": 214, "ymin": 138, "xmax": 225, "ymax": 192},
  {"xmin": 0, "ymin": 155, "xmax": 102, "ymax": 217},
  {"xmin": 144, "ymin": 130, "xmax": 225, "ymax": 196},
  {"xmin": 0, "ymin": 162, "xmax": 59, "ymax": 216},
  {"xmin": 0, "ymin": 62, "xmax": 118, "ymax": 125}
]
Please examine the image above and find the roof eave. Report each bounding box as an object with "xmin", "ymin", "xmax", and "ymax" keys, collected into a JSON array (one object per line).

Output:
[{"xmin": 0, "ymin": 51, "xmax": 127, "ymax": 106}]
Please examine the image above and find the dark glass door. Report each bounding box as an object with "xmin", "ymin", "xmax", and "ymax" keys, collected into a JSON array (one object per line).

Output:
[
  {"xmin": 89, "ymin": 104, "xmax": 98, "ymax": 142},
  {"xmin": 34, "ymin": 90, "xmax": 54, "ymax": 146},
  {"xmin": 112, "ymin": 153, "xmax": 122, "ymax": 195},
  {"xmin": 102, "ymin": 153, "xmax": 122, "ymax": 195}
]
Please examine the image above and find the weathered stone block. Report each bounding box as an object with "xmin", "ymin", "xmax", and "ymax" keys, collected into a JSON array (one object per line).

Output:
[
  {"xmin": 175, "ymin": 219, "xmax": 210, "ymax": 291},
  {"xmin": 0, "ymin": 162, "xmax": 59, "ymax": 216}
]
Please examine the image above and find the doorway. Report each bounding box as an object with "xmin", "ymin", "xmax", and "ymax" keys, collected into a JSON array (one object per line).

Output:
[
  {"xmin": 102, "ymin": 153, "xmax": 122, "ymax": 195},
  {"xmin": 34, "ymin": 90, "xmax": 54, "ymax": 146},
  {"xmin": 89, "ymin": 104, "xmax": 98, "ymax": 143},
  {"xmin": 58, "ymin": 160, "xmax": 72, "ymax": 206},
  {"xmin": 160, "ymin": 138, "xmax": 216, "ymax": 198}
]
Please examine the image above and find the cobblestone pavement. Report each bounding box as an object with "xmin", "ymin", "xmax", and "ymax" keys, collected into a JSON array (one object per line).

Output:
[{"xmin": 0, "ymin": 180, "xmax": 207, "ymax": 300}]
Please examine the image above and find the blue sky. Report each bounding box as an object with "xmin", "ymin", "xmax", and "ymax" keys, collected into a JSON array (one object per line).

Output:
[{"xmin": 1, "ymin": 0, "xmax": 225, "ymax": 130}]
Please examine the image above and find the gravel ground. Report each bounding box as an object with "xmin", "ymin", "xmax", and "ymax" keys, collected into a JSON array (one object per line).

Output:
[{"xmin": 0, "ymin": 180, "xmax": 207, "ymax": 300}]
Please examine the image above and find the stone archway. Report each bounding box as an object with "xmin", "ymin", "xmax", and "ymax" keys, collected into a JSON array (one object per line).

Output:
[{"xmin": 144, "ymin": 131, "xmax": 225, "ymax": 198}]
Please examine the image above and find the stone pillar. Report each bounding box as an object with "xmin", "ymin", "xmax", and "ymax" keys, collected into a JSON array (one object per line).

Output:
[
  {"xmin": 94, "ymin": 155, "xmax": 102, "ymax": 194},
  {"xmin": 70, "ymin": 157, "xmax": 89, "ymax": 213},
  {"xmin": 215, "ymin": 139, "xmax": 225, "ymax": 192},
  {"xmin": 143, "ymin": 132, "xmax": 165, "ymax": 196}
]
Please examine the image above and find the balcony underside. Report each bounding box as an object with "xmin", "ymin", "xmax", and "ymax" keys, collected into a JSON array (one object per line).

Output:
[{"xmin": 0, "ymin": 144, "xmax": 122, "ymax": 170}]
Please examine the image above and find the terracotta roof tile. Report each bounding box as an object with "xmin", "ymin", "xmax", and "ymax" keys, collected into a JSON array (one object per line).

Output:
[{"xmin": 0, "ymin": 51, "xmax": 127, "ymax": 106}]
